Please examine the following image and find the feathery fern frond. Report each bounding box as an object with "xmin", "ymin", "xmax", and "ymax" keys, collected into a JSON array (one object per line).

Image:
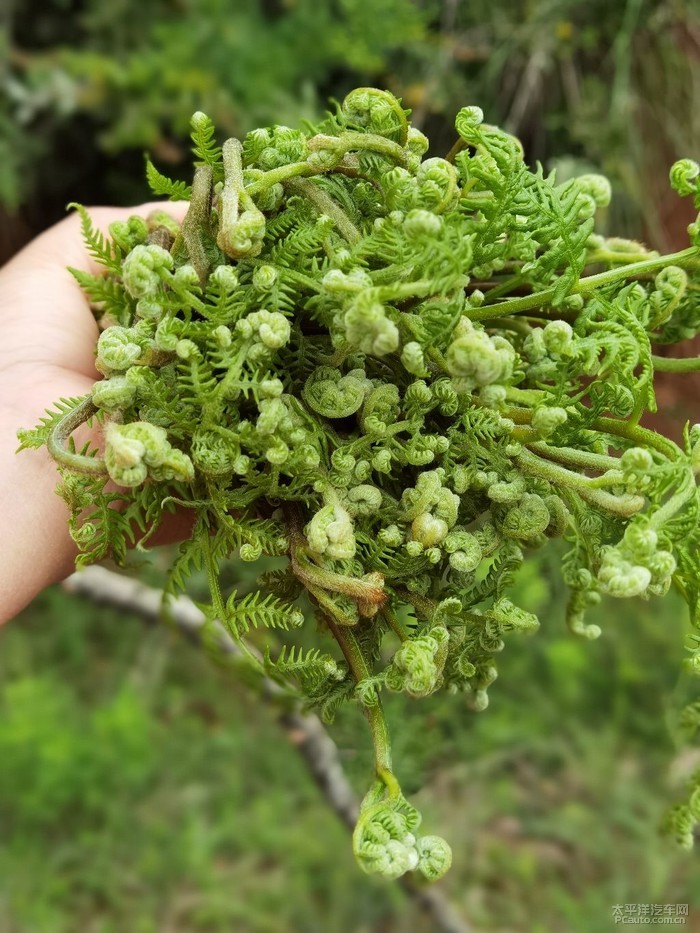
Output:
[
  {"xmin": 16, "ymin": 396, "xmax": 91, "ymax": 451},
  {"xmin": 67, "ymin": 203, "xmax": 123, "ymax": 274},
  {"xmin": 224, "ymin": 590, "xmax": 303, "ymax": 636},
  {"xmin": 69, "ymin": 266, "xmax": 132, "ymax": 323},
  {"xmin": 190, "ymin": 111, "xmax": 223, "ymax": 176},
  {"xmin": 145, "ymin": 158, "xmax": 192, "ymax": 200}
]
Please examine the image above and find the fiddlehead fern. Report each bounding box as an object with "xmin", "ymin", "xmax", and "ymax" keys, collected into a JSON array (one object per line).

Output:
[{"xmin": 20, "ymin": 89, "xmax": 700, "ymax": 877}]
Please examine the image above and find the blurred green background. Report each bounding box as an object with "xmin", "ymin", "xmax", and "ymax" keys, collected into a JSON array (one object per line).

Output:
[{"xmin": 2, "ymin": 1, "xmax": 700, "ymax": 930}]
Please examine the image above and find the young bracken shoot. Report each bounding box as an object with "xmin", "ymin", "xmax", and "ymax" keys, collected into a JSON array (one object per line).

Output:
[{"xmin": 19, "ymin": 89, "xmax": 700, "ymax": 880}]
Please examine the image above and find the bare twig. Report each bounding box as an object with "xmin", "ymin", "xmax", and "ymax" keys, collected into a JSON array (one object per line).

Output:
[{"xmin": 62, "ymin": 565, "xmax": 470, "ymax": 933}]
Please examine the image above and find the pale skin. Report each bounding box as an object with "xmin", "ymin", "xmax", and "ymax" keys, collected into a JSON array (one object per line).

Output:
[{"xmin": 0, "ymin": 203, "xmax": 187, "ymax": 624}]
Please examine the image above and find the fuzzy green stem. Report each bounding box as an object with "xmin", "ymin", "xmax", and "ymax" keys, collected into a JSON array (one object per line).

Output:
[
  {"xmin": 293, "ymin": 550, "xmax": 386, "ymax": 609},
  {"xmin": 586, "ymin": 248, "xmax": 657, "ymax": 265},
  {"xmin": 216, "ymin": 138, "xmax": 244, "ymax": 254},
  {"xmin": 286, "ymin": 177, "xmax": 361, "ymax": 245},
  {"xmin": 200, "ymin": 520, "xmax": 265, "ymax": 672},
  {"xmin": 504, "ymin": 386, "xmax": 547, "ymax": 405},
  {"xmin": 591, "ymin": 416, "xmax": 681, "ymax": 461},
  {"xmin": 286, "ymin": 508, "xmax": 387, "ymax": 612},
  {"xmin": 504, "ymin": 405, "xmax": 681, "ymax": 462},
  {"xmin": 426, "ymin": 346, "xmax": 450, "ymax": 373},
  {"xmin": 381, "ymin": 607, "xmax": 410, "ymax": 642},
  {"xmin": 471, "ymin": 247, "xmax": 700, "ymax": 321},
  {"xmin": 510, "ymin": 425, "xmax": 538, "ymax": 445},
  {"xmin": 202, "ymin": 523, "xmax": 228, "ymax": 625},
  {"xmin": 181, "ymin": 163, "xmax": 213, "ymax": 285},
  {"xmin": 47, "ymin": 397, "xmax": 107, "ymax": 475},
  {"xmin": 331, "ymin": 131, "xmax": 409, "ymax": 168},
  {"xmin": 515, "ymin": 448, "xmax": 645, "ymax": 517},
  {"xmin": 285, "ymin": 505, "xmax": 393, "ymax": 774},
  {"xmin": 444, "ymin": 136, "xmax": 466, "ymax": 164},
  {"xmin": 306, "ymin": 581, "xmax": 360, "ymax": 626},
  {"xmin": 528, "ymin": 441, "xmax": 622, "ymax": 473},
  {"xmin": 393, "ymin": 588, "xmax": 438, "ymax": 620},
  {"xmin": 245, "ymin": 161, "xmax": 319, "ymax": 195},
  {"xmin": 649, "ymin": 466, "xmax": 697, "ymax": 529},
  {"xmin": 210, "ymin": 344, "xmax": 249, "ymax": 415},
  {"xmin": 325, "ymin": 614, "xmax": 393, "ymax": 775},
  {"xmin": 652, "ymin": 355, "xmax": 700, "ymax": 373},
  {"xmin": 502, "ymin": 407, "xmax": 535, "ymax": 427},
  {"xmin": 372, "ymin": 279, "xmax": 458, "ymax": 303}
]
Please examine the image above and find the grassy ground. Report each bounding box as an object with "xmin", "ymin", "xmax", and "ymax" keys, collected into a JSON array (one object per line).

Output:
[{"xmin": 0, "ymin": 548, "xmax": 698, "ymax": 931}]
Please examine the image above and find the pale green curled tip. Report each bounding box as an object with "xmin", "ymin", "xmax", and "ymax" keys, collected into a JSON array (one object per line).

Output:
[
  {"xmin": 343, "ymin": 297, "xmax": 399, "ymax": 357},
  {"xmin": 234, "ymin": 309, "xmax": 290, "ymax": 354},
  {"xmin": 96, "ymin": 326, "xmax": 145, "ymax": 374},
  {"xmin": 670, "ymin": 158, "xmax": 700, "ymax": 198},
  {"xmin": 341, "ymin": 87, "xmax": 410, "ymax": 145},
  {"xmin": 620, "ymin": 447, "xmax": 654, "ymax": 473},
  {"xmin": 404, "ymin": 208, "xmax": 443, "ymax": 238},
  {"xmin": 574, "ymin": 173, "xmax": 612, "ymax": 208},
  {"xmin": 305, "ymin": 502, "xmax": 356, "ymax": 561},
  {"xmin": 531, "ymin": 406, "xmax": 568, "ymax": 437},
  {"xmin": 303, "ymin": 367, "xmax": 369, "ymax": 419},
  {"xmin": 352, "ymin": 780, "xmax": 449, "ymax": 881},
  {"xmin": 416, "ymin": 835, "xmax": 453, "ymax": 881},
  {"xmin": 446, "ymin": 325, "xmax": 516, "ymax": 389},
  {"xmin": 91, "ymin": 375, "xmax": 137, "ymax": 412},
  {"xmin": 104, "ymin": 422, "xmax": 194, "ymax": 488},
  {"xmin": 455, "ymin": 105, "xmax": 484, "ymax": 135},
  {"xmin": 385, "ymin": 629, "xmax": 448, "ymax": 698},
  {"xmin": 121, "ymin": 243, "xmax": 174, "ymax": 298},
  {"xmin": 108, "ymin": 215, "xmax": 149, "ymax": 252},
  {"xmin": 541, "ymin": 320, "xmax": 573, "ymax": 354},
  {"xmin": 597, "ymin": 551, "xmax": 651, "ymax": 599},
  {"xmin": 400, "ymin": 341, "xmax": 429, "ymax": 377}
]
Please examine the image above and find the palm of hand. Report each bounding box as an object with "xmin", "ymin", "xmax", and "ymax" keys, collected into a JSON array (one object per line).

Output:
[
  {"xmin": 0, "ymin": 203, "xmax": 186, "ymax": 622},
  {"xmin": 0, "ymin": 210, "xmax": 106, "ymax": 419}
]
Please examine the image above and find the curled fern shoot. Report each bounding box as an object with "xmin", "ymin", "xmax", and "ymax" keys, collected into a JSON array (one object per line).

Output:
[{"xmin": 22, "ymin": 88, "xmax": 700, "ymax": 877}]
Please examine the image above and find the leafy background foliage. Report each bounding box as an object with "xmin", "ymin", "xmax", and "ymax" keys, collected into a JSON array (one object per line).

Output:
[
  {"xmin": 2, "ymin": 555, "xmax": 700, "ymax": 930},
  {"xmin": 2, "ymin": 0, "xmax": 700, "ymax": 928},
  {"xmin": 2, "ymin": 0, "xmax": 699, "ymax": 252}
]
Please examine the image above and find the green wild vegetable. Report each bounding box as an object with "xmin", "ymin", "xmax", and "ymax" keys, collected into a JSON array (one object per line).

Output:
[{"xmin": 18, "ymin": 88, "xmax": 700, "ymax": 879}]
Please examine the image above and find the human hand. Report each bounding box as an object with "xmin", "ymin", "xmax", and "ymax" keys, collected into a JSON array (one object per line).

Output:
[{"xmin": 0, "ymin": 204, "xmax": 185, "ymax": 623}]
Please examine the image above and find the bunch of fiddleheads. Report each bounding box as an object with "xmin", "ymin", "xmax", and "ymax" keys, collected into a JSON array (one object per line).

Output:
[{"xmin": 20, "ymin": 89, "xmax": 700, "ymax": 878}]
